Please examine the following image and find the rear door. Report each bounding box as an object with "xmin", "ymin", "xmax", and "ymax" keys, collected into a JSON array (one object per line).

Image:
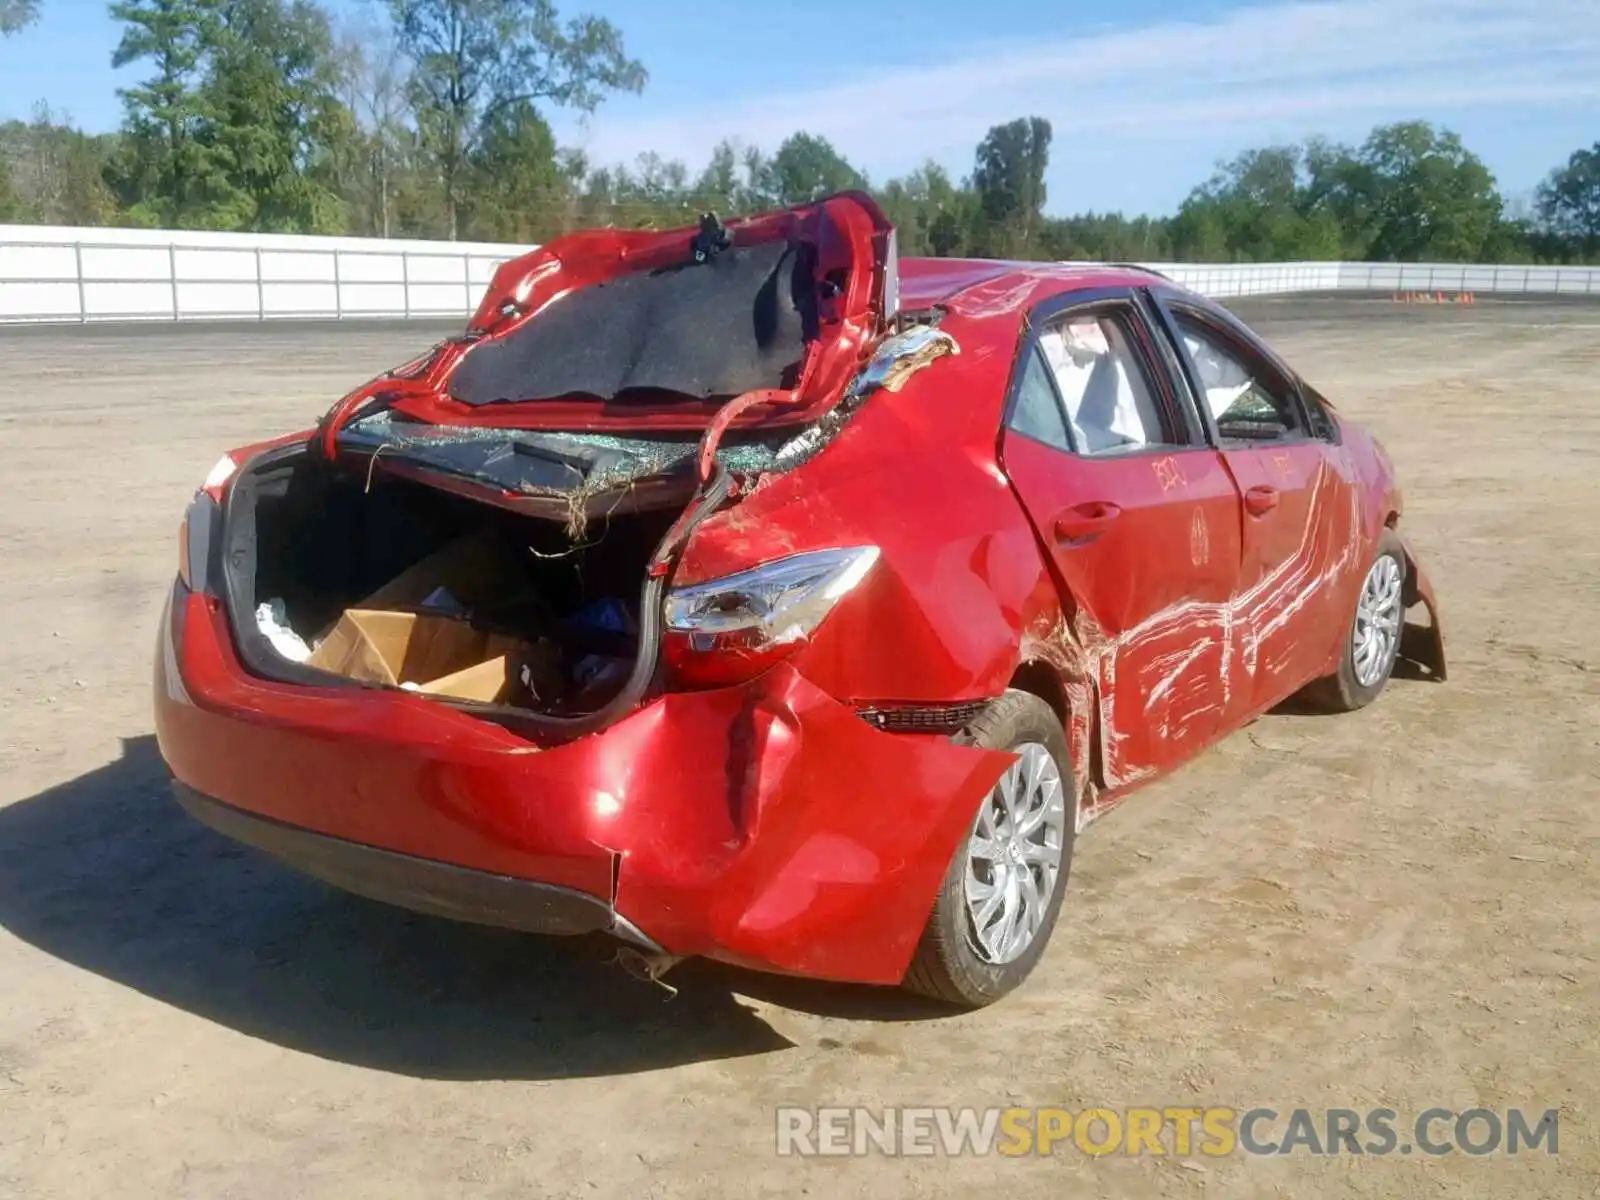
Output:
[
  {"xmin": 1150, "ymin": 296, "xmax": 1360, "ymax": 717},
  {"xmin": 999, "ymin": 289, "xmax": 1243, "ymax": 790}
]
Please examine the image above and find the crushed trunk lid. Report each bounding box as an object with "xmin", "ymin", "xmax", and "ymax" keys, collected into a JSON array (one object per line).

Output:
[{"xmin": 319, "ymin": 191, "xmax": 898, "ymax": 448}]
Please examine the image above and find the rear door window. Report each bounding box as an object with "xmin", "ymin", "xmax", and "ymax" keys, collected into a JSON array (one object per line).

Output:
[{"xmin": 1035, "ymin": 311, "xmax": 1183, "ymax": 456}]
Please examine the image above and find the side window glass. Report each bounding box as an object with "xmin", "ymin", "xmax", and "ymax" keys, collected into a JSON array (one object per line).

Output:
[
  {"xmin": 1007, "ymin": 345, "xmax": 1074, "ymax": 451},
  {"xmin": 1174, "ymin": 315, "xmax": 1303, "ymax": 442},
  {"xmin": 1302, "ymin": 385, "xmax": 1339, "ymax": 441},
  {"xmin": 1037, "ymin": 312, "xmax": 1173, "ymax": 455}
]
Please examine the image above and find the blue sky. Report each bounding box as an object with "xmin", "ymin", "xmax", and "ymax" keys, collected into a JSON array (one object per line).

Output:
[{"xmin": 2, "ymin": 0, "xmax": 1596, "ymax": 215}]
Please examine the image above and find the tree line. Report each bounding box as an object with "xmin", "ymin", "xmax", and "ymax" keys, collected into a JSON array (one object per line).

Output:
[{"xmin": 2, "ymin": 0, "xmax": 1598, "ymax": 265}]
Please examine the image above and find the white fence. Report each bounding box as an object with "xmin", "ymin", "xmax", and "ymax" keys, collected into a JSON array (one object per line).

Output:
[
  {"xmin": 0, "ymin": 225, "xmax": 521, "ymax": 324},
  {"xmin": 2, "ymin": 225, "xmax": 1598, "ymax": 324},
  {"xmin": 1155, "ymin": 260, "xmax": 1600, "ymax": 298}
]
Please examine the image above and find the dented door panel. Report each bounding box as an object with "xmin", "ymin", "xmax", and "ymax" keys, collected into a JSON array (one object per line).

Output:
[
  {"xmin": 1219, "ymin": 442, "xmax": 1365, "ymax": 717},
  {"xmin": 1003, "ymin": 438, "xmax": 1244, "ymax": 787}
]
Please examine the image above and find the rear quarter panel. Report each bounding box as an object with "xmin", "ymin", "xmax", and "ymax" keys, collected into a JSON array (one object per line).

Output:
[{"xmin": 674, "ymin": 316, "xmax": 1059, "ymax": 705}]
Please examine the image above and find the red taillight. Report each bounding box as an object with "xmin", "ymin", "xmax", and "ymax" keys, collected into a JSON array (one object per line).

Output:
[
  {"xmin": 662, "ymin": 628, "xmax": 806, "ymax": 689},
  {"xmin": 662, "ymin": 547, "xmax": 880, "ymax": 689}
]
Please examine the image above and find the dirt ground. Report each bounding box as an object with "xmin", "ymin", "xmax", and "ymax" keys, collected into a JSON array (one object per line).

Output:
[{"xmin": 0, "ymin": 296, "xmax": 1595, "ymax": 1198}]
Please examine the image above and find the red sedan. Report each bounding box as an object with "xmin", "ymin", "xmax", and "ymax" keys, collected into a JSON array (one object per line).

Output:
[{"xmin": 155, "ymin": 193, "xmax": 1445, "ymax": 1008}]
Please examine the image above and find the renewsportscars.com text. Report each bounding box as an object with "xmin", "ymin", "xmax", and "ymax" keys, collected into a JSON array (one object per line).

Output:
[{"xmin": 775, "ymin": 1106, "xmax": 1560, "ymax": 1158}]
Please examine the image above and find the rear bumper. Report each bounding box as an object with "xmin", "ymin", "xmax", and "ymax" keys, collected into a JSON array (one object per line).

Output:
[
  {"xmin": 173, "ymin": 782, "xmax": 661, "ymax": 948},
  {"xmin": 155, "ymin": 582, "xmax": 1014, "ymax": 984}
]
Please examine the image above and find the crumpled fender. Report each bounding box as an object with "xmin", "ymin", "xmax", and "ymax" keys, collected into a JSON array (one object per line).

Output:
[
  {"xmin": 610, "ymin": 662, "xmax": 1015, "ymax": 984},
  {"xmin": 1395, "ymin": 531, "xmax": 1447, "ymax": 682}
]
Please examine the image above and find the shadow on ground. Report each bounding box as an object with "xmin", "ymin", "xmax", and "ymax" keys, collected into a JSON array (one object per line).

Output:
[
  {"xmin": 1268, "ymin": 634, "xmax": 1446, "ymax": 717},
  {"xmin": 0, "ymin": 736, "xmax": 952, "ymax": 1082}
]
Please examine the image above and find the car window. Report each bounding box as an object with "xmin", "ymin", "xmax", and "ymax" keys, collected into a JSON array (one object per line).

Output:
[
  {"xmin": 1302, "ymin": 384, "xmax": 1339, "ymax": 442},
  {"xmin": 1008, "ymin": 345, "xmax": 1074, "ymax": 451},
  {"xmin": 1036, "ymin": 312, "xmax": 1173, "ymax": 456},
  {"xmin": 1172, "ymin": 315, "xmax": 1303, "ymax": 442}
]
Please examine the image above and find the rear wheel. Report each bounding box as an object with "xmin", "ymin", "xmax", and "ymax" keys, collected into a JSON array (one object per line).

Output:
[
  {"xmin": 903, "ymin": 690, "xmax": 1075, "ymax": 1008},
  {"xmin": 1303, "ymin": 529, "xmax": 1406, "ymax": 712}
]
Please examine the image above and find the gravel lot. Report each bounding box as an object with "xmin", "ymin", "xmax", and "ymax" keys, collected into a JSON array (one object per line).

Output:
[{"xmin": 0, "ymin": 296, "xmax": 1596, "ymax": 1198}]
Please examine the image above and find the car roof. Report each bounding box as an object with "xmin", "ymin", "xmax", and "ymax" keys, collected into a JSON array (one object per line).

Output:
[{"xmin": 898, "ymin": 257, "xmax": 1174, "ymax": 313}]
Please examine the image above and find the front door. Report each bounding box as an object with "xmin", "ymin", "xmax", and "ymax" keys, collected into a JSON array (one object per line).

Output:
[
  {"xmin": 1000, "ymin": 295, "xmax": 1243, "ymax": 789},
  {"xmin": 1159, "ymin": 304, "xmax": 1362, "ymax": 718}
]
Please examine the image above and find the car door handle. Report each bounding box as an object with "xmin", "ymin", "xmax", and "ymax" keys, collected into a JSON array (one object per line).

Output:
[
  {"xmin": 1054, "ymin": 501, "xmax": 1122, "ymax": 544},
  {"xmin": 1244, "ymin": 485, "xmax": 1279, "ymax": 516}
]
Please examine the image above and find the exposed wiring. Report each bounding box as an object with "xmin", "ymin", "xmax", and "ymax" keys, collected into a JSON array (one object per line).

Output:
[{"xmin": 362, "ymin": 443, "xmax": 399, "ymax": 494}]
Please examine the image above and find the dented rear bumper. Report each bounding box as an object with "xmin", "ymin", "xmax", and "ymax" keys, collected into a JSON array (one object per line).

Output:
[
  {"xmin": 172, "ymin": 782, "xmax": 664, "ymax": 946},
  {"xmin": 155, "ymin": 584, "xmax": 1013, "ymax": 985}
]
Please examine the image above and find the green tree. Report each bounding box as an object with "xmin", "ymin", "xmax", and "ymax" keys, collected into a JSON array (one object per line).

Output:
[
  {"xmin": 106, "ymin": 0, "xmax": 228, "ymax": 226},
  {"xmin": 690, "ymin": 138, "xmax": 761, "ymax": 215},
  {"xmin": 1, "ymin": 106, "xmax": 121, "ymax": 224},
  {"xmin": 0, "ymin": 156, "xmax": 20, "ymax": 220},
  {"xmin": 460, "ymin": 99, "xmax": 566, "ymax": 240},
  {"xmin": 1167, "ymin": 203, "xmax": 1228, "ymax": 262},
  {"xmin": 200, "ymin": 0, "xmax": 352, "ymax": 232},
  {"xmin": 1536, "ymin": 142, "xmax": 1600, "ymax": 254},
  {"xmin": 971, "ymin": 116, "xmax": 1051, "ymax": 256},
  {"xmin": 1039, "ymin": 212, "xmax": 1170, "ymax": 262},
  {"xmin": 389, "ymin": 0, "xmax": 646, "ymax": 239},
  {"xmin": 1171, "ymin": 145, "xmax": 1342, "ymax": 261},
  {"xmin": 1300, "ymin": 135, "xmax": 1374, "ymax": 258},
  {"xmin": 877, "ymin": 160, "xmax": 971, "ymax": 256},
  {"xmin": 333, "ymin": 18, "xmax": 413, "ymax": 237},
  {"xmin": 1338, "ymin": 121, "xmax": 1503, "ymax": 261},
  {"xmin": 0, "ymin": 0, "xmax": 39, "ymax": 35},
  {"xmin": 753, "ymin": 132, "xmax": 865, "ymax": 207},
  {"xmin": 617, "ymin": 151, "xmax": 689, "ymax": 209}
]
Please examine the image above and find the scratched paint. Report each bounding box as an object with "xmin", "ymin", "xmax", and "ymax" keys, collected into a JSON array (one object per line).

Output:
[
  {"xmin": 1189, "ymin": 507, "xmax": 1211, "ymax": 567},
  {"xmin": 1069, "ymin": 461, "xmax": 1365, "ymax": 795},
  {"xmin": 1016, "ymin": 609, "xmax": 1099, "ymax": 829}
]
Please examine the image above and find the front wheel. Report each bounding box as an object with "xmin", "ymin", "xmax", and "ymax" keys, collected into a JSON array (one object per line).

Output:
[
  {"xmin": 902, "ymin": 690, "xmax": 1075, "ymax": 1008},
  {"xmin": 1303, "ymin": 529, "xmax": 1407, "ymax": 712}
]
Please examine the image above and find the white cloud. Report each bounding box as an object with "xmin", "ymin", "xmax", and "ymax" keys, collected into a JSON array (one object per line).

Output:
[{"xmin": 562, "ymin": 0, "xmax": 1600, "ymax": 196}]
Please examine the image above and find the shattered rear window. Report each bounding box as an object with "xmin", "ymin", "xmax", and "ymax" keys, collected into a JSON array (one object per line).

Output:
[{"xmin": 341, "ymin": 412, "xmax": 783, "ymax": 496}]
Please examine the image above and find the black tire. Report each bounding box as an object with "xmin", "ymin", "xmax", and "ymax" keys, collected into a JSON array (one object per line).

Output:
[
  {"xmin": 902, "ymin": 690, "xmax": 1076, "ymax": 1008},
  {"xmin": 1301, "ymin": 528, "xmax": 1407, "ymax": 713}
]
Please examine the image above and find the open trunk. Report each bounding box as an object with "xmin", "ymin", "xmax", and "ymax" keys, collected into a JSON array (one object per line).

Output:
[
  {"xmin": 221, "ymin": 444, "xmax": 689, "ymax": 728},
  {"xmin": 214, "ymin": 193, "xmax": 906, "ymax": 736}
]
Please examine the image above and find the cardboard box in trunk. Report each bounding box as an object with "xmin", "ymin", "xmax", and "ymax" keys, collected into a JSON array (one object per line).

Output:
[
  {"xmin": 357, "ymin": 529, "xmax": 531, "ymax": 612},
  {"xmin": 307, "ymin": 609, "xmax": 553, "ymax": 704}
]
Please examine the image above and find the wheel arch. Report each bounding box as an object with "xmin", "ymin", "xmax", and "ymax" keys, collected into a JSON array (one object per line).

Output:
[
  {"xmin": 1002, "ymin": 614, "xmax": 1100, "ymax": 827},
  {"xmin": 1006, "ymin": 659, "xmax": 1069, "ymax": 725}
]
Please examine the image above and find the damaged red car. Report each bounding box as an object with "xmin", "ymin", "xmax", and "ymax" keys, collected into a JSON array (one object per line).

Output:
[{"xmin": 155, "ymin": 193, "xmax": 1445, "ymax": 1008}]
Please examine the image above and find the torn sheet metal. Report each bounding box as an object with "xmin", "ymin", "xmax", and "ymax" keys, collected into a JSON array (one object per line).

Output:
[
  {"xmin": 848, "ymin": 325, "xmax": 960, "ymax": 397},
  {"xmin": 773, "ymin": 326, "xmax": 960, "ymax": 469}
]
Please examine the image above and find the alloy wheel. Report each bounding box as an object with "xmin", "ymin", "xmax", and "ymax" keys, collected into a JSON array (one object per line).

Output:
[
  {"xmin": 1353, "ymin": 554, "xmax": 1404, "ymax": 687},
  {"xmin": 963, "ymin": 743, "xmax": 1068, "ymax": 965}
]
